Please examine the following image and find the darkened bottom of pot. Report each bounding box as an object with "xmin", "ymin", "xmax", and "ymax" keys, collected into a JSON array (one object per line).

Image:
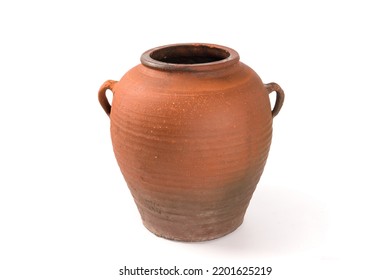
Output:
[
  {"xmin": 129, "ymin": 178, "xmax": 257, "ymax": 242},
  {"xmin": 141, "ymin": 215, "xmax": 245, "ymax": 242}
]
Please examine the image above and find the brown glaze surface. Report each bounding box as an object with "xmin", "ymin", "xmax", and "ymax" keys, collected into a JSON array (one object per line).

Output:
[{"xmin": 98, "ymin": 43, "xmax": 284, "ymax": 241}]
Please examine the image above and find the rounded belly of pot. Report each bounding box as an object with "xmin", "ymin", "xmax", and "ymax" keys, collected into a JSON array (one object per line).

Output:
[{"xmin": 109, "ymin": 64, "xmax": 273, "ymax": 241}]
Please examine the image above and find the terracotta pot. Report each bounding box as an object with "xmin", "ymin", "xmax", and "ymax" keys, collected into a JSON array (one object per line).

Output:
[{"xmin": 98, "ymin": 43, "xmax": 284, "ymax": 241}]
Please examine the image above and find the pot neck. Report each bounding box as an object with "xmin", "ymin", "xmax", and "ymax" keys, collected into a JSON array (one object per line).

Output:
[{"xmin": 140, "ymin": 43, "xmax": 240, "ymax": 72}]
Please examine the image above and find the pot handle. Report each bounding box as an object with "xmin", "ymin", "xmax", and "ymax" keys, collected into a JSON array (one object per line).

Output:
[
  {"xmin": 98, "ymin": 80, "xmax": 117, "ymax": 117},
  {"xmin": 265, "ymin": 82, "xmax": 285, "ymax": 118}
]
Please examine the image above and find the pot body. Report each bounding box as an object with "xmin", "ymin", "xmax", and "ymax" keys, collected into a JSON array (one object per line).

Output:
[{"xmin": 98, "ymin": 44, "xmax": 284, "ymax": 241}]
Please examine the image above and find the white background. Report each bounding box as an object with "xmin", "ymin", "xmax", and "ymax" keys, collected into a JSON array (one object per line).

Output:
[{"xmin": 1, "ymin": 1, "xmax": 389, "ymax": 279}]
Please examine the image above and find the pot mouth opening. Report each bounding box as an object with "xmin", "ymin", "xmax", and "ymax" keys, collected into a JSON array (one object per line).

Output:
[{"xmin": 141, "ymin": 43, "xmax": 240, "ymax": 71}]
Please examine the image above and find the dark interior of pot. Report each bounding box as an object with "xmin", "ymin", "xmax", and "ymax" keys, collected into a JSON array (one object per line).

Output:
[{"xmin": 150, "ymin": 45, "xmax": 230, "ymax": 64}]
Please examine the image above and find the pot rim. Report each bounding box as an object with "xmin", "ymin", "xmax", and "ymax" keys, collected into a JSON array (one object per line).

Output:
[{"xmin": 140, "ymin": 43, "xmax": 240, "ymax": 72}]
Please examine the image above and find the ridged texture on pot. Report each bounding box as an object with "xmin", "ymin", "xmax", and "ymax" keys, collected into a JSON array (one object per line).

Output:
[{"xmin": 110, "ymin": 61, "xmax": 273, "ymax": 241}]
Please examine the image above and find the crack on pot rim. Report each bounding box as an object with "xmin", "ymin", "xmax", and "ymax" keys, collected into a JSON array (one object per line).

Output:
[{"xmin": 140, "ymin": 43, "xmax": 240, "ymax": 72}]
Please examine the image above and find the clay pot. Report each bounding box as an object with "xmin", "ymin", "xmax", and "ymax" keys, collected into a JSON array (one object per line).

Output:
[{"xmin": 98, "ymin": 43, "xmax": 284, "ymax": 241}]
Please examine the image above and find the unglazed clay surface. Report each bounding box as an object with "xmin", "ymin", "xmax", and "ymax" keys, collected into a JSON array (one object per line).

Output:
[{"xmin": 98, "ymin": 43, "xmax": 284, "ymax": 241}]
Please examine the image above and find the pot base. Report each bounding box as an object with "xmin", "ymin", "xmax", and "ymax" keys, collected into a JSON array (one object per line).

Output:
[{"xmin": 142, "ymin": 218, "xmax": 244, "ymax": 242}]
